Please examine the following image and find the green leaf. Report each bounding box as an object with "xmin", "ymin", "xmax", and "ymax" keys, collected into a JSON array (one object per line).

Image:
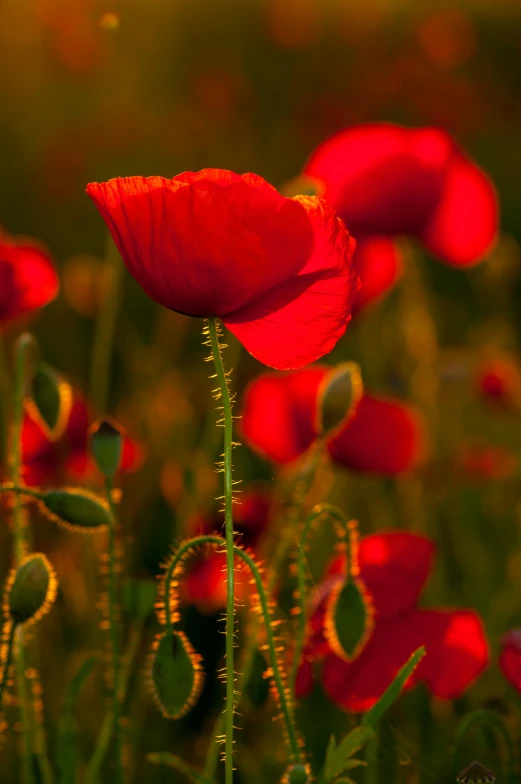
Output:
[
  {"xmin": 147, "ymin": 752, "xmax": 209, "ymax": 784},
  {"xmin": 362, "ymin": 646, "xmax": 426, "ymax": 730},
  {"xmin": 325, "ymin": 579, "xmax": 372, "ymax": 660},
  {"xmin": 324, "ymin": 725, "xmax": 374, "ymax": 782}
]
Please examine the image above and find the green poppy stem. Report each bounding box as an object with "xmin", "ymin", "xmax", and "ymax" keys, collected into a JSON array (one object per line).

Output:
[
  {"xmin": 0, "ymin": 622, "xmax": 16, "ymax": 711},
  {"xmin": 105, "ymin": 477, "xmax": 124, "ymax": 784},
  {"xmin": 207, "ymin": 318, "xmax": 236, "ymax": 784}
]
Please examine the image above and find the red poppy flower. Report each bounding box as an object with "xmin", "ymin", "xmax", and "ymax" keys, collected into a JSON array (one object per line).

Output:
[
  {"xmin": 241, "ymin": 365, "xmax": 424, "ymax": 474},
  {"xmin": 303, "ymin": 123, "xmax": 498, "ymax": 308},
  {"xmin": 87, "ymin": 170, "xmax": 358, "ymax": 370},
  {"xmin": 476, "ymin": 356, "xmax": 521, "ymax": 409},
  {"xmin": 182, "ymin": 489, "xmax": 272, "ymax": 614},
  {"xmin": 499, "ymin": 629, "xmax": 521, "ymax": 696},
  {"xmin": 21, "ymin": 392, "xmax": 144, "ymax": 487},
  {"xmin": 0, "ymin": 230, "xmax": 58, "ymax": 326},
  {"xmin": 297, "ymin": 532, "xmax": 489, "ymax": 710}
]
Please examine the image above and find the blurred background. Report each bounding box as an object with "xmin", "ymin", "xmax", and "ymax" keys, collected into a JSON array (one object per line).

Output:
[{"xmin": 2, "ymin": 0, "xmax": 521, "ymax": 782}]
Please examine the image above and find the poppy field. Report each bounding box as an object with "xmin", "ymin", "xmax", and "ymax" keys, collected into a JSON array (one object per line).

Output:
[{"xmin": 1, "ymin": 1, "xmax": 521, "ymax": 783}]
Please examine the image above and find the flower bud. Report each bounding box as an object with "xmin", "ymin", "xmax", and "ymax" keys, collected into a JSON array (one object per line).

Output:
[
  {"xmin": 316, "ymin": 362, "xmax": 363, "ymax": 439},
  {"xmin": 6, "ymin": 553, "xmax": 57, "ymax": 625},
  {"xmin": 89, "ymin": 417, "xmax": 124, "ymax": 478},
  {"xmin": 26, "ymin": 362, "xmax": 72, "ymax": 441},
  {"xmin": 325, "ymin": 578, "xmax": 374, "ymax": 662},
  {"xmin": 282, "ymin": 764, "xmax": 312, "ymax": 784},
  {"xmin": 40, "ymin": 488, "xmax": 111, "ymax": 531},
  {"xmin": 150, "ymin": 631, "xmax": 203, "ymax": 719}
]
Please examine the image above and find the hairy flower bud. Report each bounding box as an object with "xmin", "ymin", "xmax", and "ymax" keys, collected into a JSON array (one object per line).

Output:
[{"xmin": 6, "ymin": 553, "xmax": 57, "ymax": 625}]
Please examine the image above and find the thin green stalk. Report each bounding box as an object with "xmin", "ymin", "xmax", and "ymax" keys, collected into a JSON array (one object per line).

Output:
[
  {"xmin": 163, "ymin": 535, "xmax": 303, "ymax": 769},
  {"xmin": 0, "ymin": 622, "xmax": 16, "ymax": 711},
  {"xmin": 207, "ymin": 318, "xmax": 235, "ymax": 784},
  {"xmin": 452, "ymin": 709, "xmax": 515, "ymax": 784},
  {"xmin": 289, "ymin": 502, "xmax": 348, "ymax": 693},
  {"xmin": 11, "ymin": 336, "xmax": 36, "ymax": 784},
  {"xmin": 204, "ymin": 444, "xmax": 323, "ymax": 780},
  {"xmin": 85, "ymin": 622, "xmax": 142, "ymax": 784},
  {"xmin": 105, "ymin": 477, "xmax": 124, "ymax": 784},
  {"xmin": 0, "ymin": 334, "xmax": 12, "ymax": 461},
  {"xmin": 90, "ymin": 236, "xmax": 124, "ymax": 412}
]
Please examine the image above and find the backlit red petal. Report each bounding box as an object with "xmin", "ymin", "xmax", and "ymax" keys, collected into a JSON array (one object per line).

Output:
[
  {"xmin": 327, "ymin": 394, "xmax": 425, "ymax": 474},
  {"xmin": 0, "ymin": 234, "xmax": 58, "ymax": 324},
  {"xmin": 224, "ymin": 196, "xmax": 358, "ymax": 369},
  {"xmin": 353, "ymin": 237, "xmax": 403, "ymax": 312},
  {"xmin": 499, "ymin": 629, "xmax": 521, "ymax": 695}
]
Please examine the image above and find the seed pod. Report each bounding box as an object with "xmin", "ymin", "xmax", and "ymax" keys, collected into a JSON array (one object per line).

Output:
[
  {"xmin": 90, "ymin": 418, "xmax": 124, "ymax": 478},
  {"xmin": 6, "ymin": 553, "xmax": 57, "ymax": 625},
  {"xmin": 325, "ymin": 578, "xmax": 374, "ymax": 662},
  {"xmin": 26, "ymin": 362, "xmax": 72, "ymax": 441},
  {"xmin": 150, "ymin": 631, "xmax": 203, "ymax": 719},
  {"xmin": 40, "ymin": 488, "xmax": 111, "ymax": 531},
  {"xmin": 316, "ymin": 362, "xmax": 363, "ymax": 438},
  {"xmin": 281, "ymin": 764, "xmax": 312, "ymax": 784}
]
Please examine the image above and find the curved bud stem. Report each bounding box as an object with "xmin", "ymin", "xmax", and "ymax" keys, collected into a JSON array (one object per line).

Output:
[{"xmin": 289, "ymin": 503, "xmax": 350, "ymax": 692}]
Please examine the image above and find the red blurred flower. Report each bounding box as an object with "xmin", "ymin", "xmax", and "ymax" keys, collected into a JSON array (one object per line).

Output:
[
  {"xmin": 304, "ymin": 123, "xmax": 498, "ymax": 309},
  {"xmin": 21, "ymin": 392, "xmax": 143, "ymax": 487},
  {"xmin": 476, "ymin": 356, "xmax": 521, "ymax": 410},
  {"xmin": 182, "ymin": 490, "xmax": 273, "ymax": 614},
  {"xmin": 499, "ymin": 629, "xmax": 521, "ymax": 695},
  {"xmin": 456, "ymin": 442, "xmax": 517, "ymax": 482},
  {"xmin": 0, "ymin": 231, "xmax": 58, "ymax": 326},
  {"xmin": 241, "ymin": 365, "xmax": 424, "ymax": 474},
  {"xmin": 87, "ymin": 170, "xmax": 358, "ymax": 370},
  {"xmin": 298, "ymin": 532, "xmax": 489, "ymax": 710}
]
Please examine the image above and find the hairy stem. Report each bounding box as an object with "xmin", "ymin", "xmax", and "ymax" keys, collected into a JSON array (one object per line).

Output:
[
  {"xmin": 105, "ymin": 477, "xmax": 124, "ymax": 784},
  {"xmin": 0, "ymin": 335, "xmax": 12, "ymax": 461},
  {"xmin": 164, "ymin": 535, "xmax": 303, "ymax": 769},
  {"xmin": 207, "ymin": 318, "xmax": 235, "ymax": 784},
  {"xmin": 0, "ymin": 622, "xmax": 16, "ymax": 711}
]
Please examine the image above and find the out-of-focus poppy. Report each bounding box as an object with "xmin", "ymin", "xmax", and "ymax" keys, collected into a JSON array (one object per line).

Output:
[
  {"xmin": 499, "ymin": 629, "xmax": 521, "ymax": 696},
  {"xmin": 303, "ymin": 123, "xmax": 498, "ymax": 309},
  {"xmin": 241, "ymin": 366, "xmax": 424, "ymax": 475},
  {"xmin": 181, "ymin": 490, "xmax": 272, "ymax": 614},
  {"xmin": 297, "ymin": 532, "xmax": 489, "ymax": 710},
  {"xmin": 0, "ymin": 231, "xmax": 58, "ymax": 326},
  {"xmin": 476, "ymin": 356, "xmax": 521, "ymax": 410},
  {"xmin": 21, "ymin": 392, "xmax": 144, "ymax": 487},
  {"xmin": 87, "ymin": 170, "xmax": 358, "ymax": 370},
  {"xmin": 456, "ymin": 442, "xmax": 517, "ymax": 482}
]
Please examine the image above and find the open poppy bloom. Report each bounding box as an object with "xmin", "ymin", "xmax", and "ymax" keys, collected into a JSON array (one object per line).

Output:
[
  {"xmin": 303, "ymin": 123, "xmax": 498, "ymax": 309},
  {"xmin": 21, "ymin": 392, "xmax": 144, "ymax": 487},
  {"xmin": 241, "ymin": 365, "xmax": 424, "ymax": 474},
  {"xmin": 297, "ymin": 532, "xmax": 489, "ymax": 710},
  {"xmin": 87, "ymin": 170, "xmax": 358, "ymax": 370},
  {"xmin": 476, "ymin": 355, "xmax": 521, "ymax": 410},
  {"xmin": 499, "ymin": 629, "xmax": 521, "ymax": 696},
  {"xmin": 182, "ymin": 489, "xmax": 273, "ymax": 614},
  {"xmin": 0, "ymin": 230, "xmax": 59, "ymax": 326}
]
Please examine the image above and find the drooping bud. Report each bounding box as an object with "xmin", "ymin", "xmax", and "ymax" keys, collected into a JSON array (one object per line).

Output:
[
  {"xmin": 89, "ymin": 417, "xmax": 124, "ymax": 478},
  {"xmin": 40, "ymin": 488, "xmax": 111, "ymax": 531},
  {"xmin": 6, "ymin": 553, "xmax": 57, "ymax": 626},
  {"xmin": 281, "ymin": 764, "xmax": 312, "ymax": 784},
  {"xmin": 150, "ymin": 631, "xmax": 204, "ymax": 719},
  {"xmin": 25, "ymin": 362, "xmax": 72, "ymax": 441},
  {"xmin": 325, "ymin": 578, "xmax": 374, "ymax": 662},
  {"xmin": 316, "ymin": 363, "xmax": 363, "ymax": 439}
]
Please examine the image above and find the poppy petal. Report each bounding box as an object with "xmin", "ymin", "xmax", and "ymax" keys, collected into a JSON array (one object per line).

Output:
[
  {"xmin": 420, "ymin": 149, "xmax": 498, "ymax": 266},
  {"xmin": 322, "ymin": 609, "xmax": 488, "ymax": 711},
  {"xmin": 327, "ymin": 394, "xmax": 425, "ymax": 474},
  {"xmin": 240, "ymin": 367, "xmax": 325, "ymax": 463},
  {"xmin": 87, "ymin": 172, "xmax": 313, "ymax": 318},
  {"xmin": 353, "ymin": 237, "xmax": 403, "ymax": 312},
  {"xmin": 499, "ymin": 629, "xmax": 521, "ymax": 695},
  {"xmin": 0, "ymin": 233, "xmax": 58, "ymax": 324},
  {"xmin": 224, "ymin": 196, "xmax": 358, "ymax": 369}
]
